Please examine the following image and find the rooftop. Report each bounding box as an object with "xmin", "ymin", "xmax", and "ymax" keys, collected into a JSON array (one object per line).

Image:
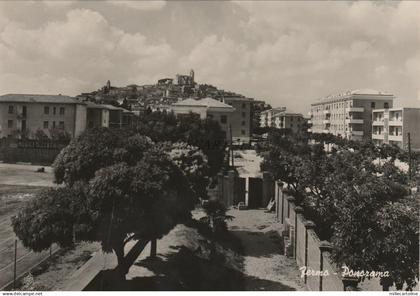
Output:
[
  {"xmin": 0, "ymin": 93, "xmax": 83, "ymax": 104},
  {"xmin": 173, "ymin": 97, "xmax": 234, "ymax": 110},
  {"xmin": 313, "ymin": 89, "xmax": 394, "ymax": 105}
]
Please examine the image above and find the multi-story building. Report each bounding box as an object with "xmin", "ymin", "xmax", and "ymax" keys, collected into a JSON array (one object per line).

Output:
[
  {"xmin": 171, "ymin": 97, "xmax": 234, "ymax": 141},
  {"xmin": 221, "ymin": 96, "xmax": 253, "ymax": 144},
  {"xmin": 85, "ymin": 101, "xmax": 110, "ymax": 129},
  {"xmin": 372, "ymin": 107, "xmax": 420, "ymax": 150},
  {"xmin": 273, "ymin": 111, "xmax": 306, "ymax": 134},
  {"xmin": 309, "ymin": 89, "xmax": 394, "ymax": 140},
  {"xmin": 259, "ymin": 107, "xmax": 286, "ymax": 128},
  {"xmin": 0, "ymin": 94, "xmax": 86, "ymax": 139}
]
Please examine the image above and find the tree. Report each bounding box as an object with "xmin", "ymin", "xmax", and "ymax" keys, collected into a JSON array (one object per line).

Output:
[
  {"xmin": 261, "ymin": 130, "xmax": 418, "ymax": 289},
  {"xmin": 134, "ymin": 112, "xmax": 227, "ymax": 176},
  {"xmin": 13, "ymin": 128, "xmax": 198, "ymax": 278},
  {"xmin": 162, "ymin": 142, "xmax": 209, "ymax": 199}
]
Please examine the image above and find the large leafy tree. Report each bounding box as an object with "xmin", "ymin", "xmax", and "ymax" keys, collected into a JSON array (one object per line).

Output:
[
  {"xmin": 12, "ymin": 128, "xmax": 198, "ymax": 277},
  {"xmin": 134, "ymin": 111, "xmax": 227, "ymax": 176},
  {"xmin": 261, "ymin": 129, "xmax": 419, "ymax": 290}
]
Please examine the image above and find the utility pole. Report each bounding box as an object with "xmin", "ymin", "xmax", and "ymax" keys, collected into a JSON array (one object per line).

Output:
[
  {"xmin": 408, "ymin": 132, "xmax": 412, "ymax": 181},
  {"xmin": 13, "ymin": 239, "xmax": 17, "ymax": 290},
  {"xmin": 230, "ymin": 124, "xmax": 234, "ymax": 168}
]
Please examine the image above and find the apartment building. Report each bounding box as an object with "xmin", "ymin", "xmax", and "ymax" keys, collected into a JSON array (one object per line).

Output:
[
  {"xmin": 171, "ymin": 97, "xmax": 235, "ymax": 141},
  {"xmin": 0, "ymin": 94, "xmax": 86, "ymax": 139},
  {"xmin": 259, "ymin": 107, "xmax": 286, "ymax": 128},
  {"xmin": 309, "ymin": 89, "xmax": 394, "ymax": 140},
  {"xmin": 85, "ymin": 101, "xmax": 110, "ymax": 128},
  {"xmin": 221, "ymin": 96, "xmax": 253, "ymax": 144},
  {"xmin": 372, "ymin": 107, "xmax": 420, "ymax": 150},
  {"xmin": 273, "ymin": 111, "xmax": 306, "ymax": 134}
]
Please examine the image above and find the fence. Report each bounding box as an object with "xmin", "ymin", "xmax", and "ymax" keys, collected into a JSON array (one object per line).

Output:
[
  {"xmin": 0, "ymin": 239, "xmax": 60, "ymax": 290},
  {"xmin": 0, "ymin": 138, "xmax": 66, "ymax": 165},
  {"xmin": 274, "ymin": 181, "xmax": 359, "ymax": 291}
]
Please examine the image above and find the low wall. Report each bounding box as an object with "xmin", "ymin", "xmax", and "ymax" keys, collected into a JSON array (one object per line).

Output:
[
  {"xmin": 0, "ymin": 138, "xmax": 66, "ymax": 165},
  {"xmin": 275, "ymin": 181, "xmax": 359, "ymax": 291}
]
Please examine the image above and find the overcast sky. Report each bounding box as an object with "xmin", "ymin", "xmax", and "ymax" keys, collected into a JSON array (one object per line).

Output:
[{"xmin": 0, "ymin": 1, "xmax": 419, "ymax": 113}]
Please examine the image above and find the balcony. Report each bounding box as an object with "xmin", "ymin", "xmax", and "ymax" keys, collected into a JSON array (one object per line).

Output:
[
  {"xmin": 345, "ymin": 118, "xmax": 364, "ymax": 124},
  {"xmin": 372, "ymin": 120, "xmax": 384, "ymax": 126},
  {"xmin": 307, "ymin": 128, "xmax": 312, "ymax": 132},
  {"xmin": 322, "ymin": 119, "xmax": 330, "ymax": 124},
  {"xmin": 372, "ymin": 133, "xmax": 384, "ymax": 140},
  {"xmin": 345, "ymin": 107, "xmax": 364, "ymax": 113},
  {"xmin": 388, "ymin": 134, "xmax": 403, "ymax": 142},
  {"xmin": 347, "ymin": 130, "xmax": 364, "ymax": 136},
  {"xmin": 389, "ymin": 120, "xmax": 403, "ymax": 126},
  {"xmin": 322, "ymin": 129, "xmax": 330, "ymax": 133},
  {"xmin": 323, "ymin": 110, "xmax": 331, "ymax": 115}
]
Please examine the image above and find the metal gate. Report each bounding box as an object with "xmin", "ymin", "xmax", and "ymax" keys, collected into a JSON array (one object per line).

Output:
[
  {"xmin": 234, "ymin": 177, "xmax": 246, "ymax": 205},
  {"xmin": 248, "ymin": 177, "xmax": 263, "ymax": 208}
]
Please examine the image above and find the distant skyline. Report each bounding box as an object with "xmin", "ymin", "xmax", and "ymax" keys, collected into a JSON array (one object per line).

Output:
[{"xmin": 0, "ymin": 1, "xmax": 419, "ymax": 113}]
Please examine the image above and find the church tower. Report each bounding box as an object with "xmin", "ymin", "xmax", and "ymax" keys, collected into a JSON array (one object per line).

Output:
[{"xmin": 190, "ymin": 69, "xmax": 195, "ymax": 83}]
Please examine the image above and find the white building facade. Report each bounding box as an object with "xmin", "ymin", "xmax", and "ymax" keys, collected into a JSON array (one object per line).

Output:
[
  {"xmin": 309, "ymin": 89, "xmax": 394, "ymax": 141},
  {"xmin": 372, "ymin": 107, "xmax": 420, "ymax": 150}
]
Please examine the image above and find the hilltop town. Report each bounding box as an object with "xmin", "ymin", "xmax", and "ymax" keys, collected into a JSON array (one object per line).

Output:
[{"xmin": 76, "ymin": 70, "xmax": 248, "ymax": 113}]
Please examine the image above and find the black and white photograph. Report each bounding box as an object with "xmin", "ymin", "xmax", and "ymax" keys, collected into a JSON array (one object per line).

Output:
[{"xmin": 0, "ymin": 0, "xmax": 419, "ymax": 294}]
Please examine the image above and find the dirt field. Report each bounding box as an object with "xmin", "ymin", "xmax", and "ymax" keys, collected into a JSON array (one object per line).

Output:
[{"xmin": 0, "ymin": 163, "xmax": 54, "ymax": 187}]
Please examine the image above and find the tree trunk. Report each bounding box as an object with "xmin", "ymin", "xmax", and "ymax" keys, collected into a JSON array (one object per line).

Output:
[
  {"xmin": 113, "ymin": 241, "xmax": 127, "ymax": 279},
  {"xmin": 382, "ymin": 285, "xmax": 389, "ymax": 291},
  {"xmin": 150, "ymin": 239, "xmax": 157, "ymax": 258}
]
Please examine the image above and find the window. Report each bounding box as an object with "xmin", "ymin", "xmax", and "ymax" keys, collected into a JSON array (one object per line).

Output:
[
  {"xmin": 384, "ymin": 102, "xmax": 389, "ymax": 109},
  {"xmin": 7, "ymin": 120, "xmax": 13, "ymax": 128},
  {"xmin": 241, "ymin": 130, "xmax": 246, "ymax": 135},
  {"xmin": 207, "ymin": 114, "xmax": 214, "ymax": 119},
  {"xmin": 291, "ymin": 117, "xmax": 293, "ymax": 121},
  {"xmin": 22, "ymin": 106, "xmax": 27, "ymax": 116},
  {"xmin": 60, "ymin": 107, "xmax": 65, "ymax": 115},
  {"xmin": 44, "ymin": 106, "xmax": 49, "ymax": 115},
  {"xmin": 242, "ymin": 121, "xmax": 246, "ymax": 126},
  {"xmin": 291, "ymin": 124, "xmax": 294, "ymax": 128},
  {"xmin": 52, "ymin": 121, "xmax": 56, "ymax": 129},
  {"xmin": 371, "ymin": 102, "xmax": 376, "ymax": 108},
  {"xmin": 53, "ymin": 107, "xmax": 56, "ymax": 115},
  {"xmin": 242, "ymin": 103, "xmax": 246, "ymax": 108},
  {"xmin": 220, "ymin": 115, "xmax": 227, "ymax": 124},
  {"xmin": 21, "ymin": 120, "xmax": 26, "ymax": 132},
  {"xmin": 59, "ymin": 121, "xmax": 64, "ymax": 129},
  {"xmin": 242, "ymin": 112, "xmax": 246, "ymax": 117},
  {"xmin": 43, "ymin": 121, "xmax": 49, "ymax": 129},
  {"xmin": 8, "ymin": 105, "xmax": 13, "ymax": 114}
]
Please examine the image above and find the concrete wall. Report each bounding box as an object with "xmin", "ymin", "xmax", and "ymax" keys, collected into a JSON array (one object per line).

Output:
[
  {"xmin": 403, "ymin": 108, "xmax": 420, "ymax": 150},
  {"xmin": 274, "ymin": 181, "xmax": 358, "ymax": 291},
  {"xmin": 0, "ymin": 138, "xmax": 65, "ymax": 165}
]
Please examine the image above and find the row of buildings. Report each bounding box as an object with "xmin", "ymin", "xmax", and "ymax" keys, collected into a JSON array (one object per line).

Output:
[
  {"xmin": 0, "ymin": 93, "xmax": 253, "ymax": 144},
  {"xmin": 259, "ymin": 107, "xmax": 307, "ymax": 134},
  {"xmin": 308, "ymin": 89, "xmax": 420, "ymax": 149},
  {"xmin": 0, "ymin": 94, "xmax": 134, "ymax": 139}
]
